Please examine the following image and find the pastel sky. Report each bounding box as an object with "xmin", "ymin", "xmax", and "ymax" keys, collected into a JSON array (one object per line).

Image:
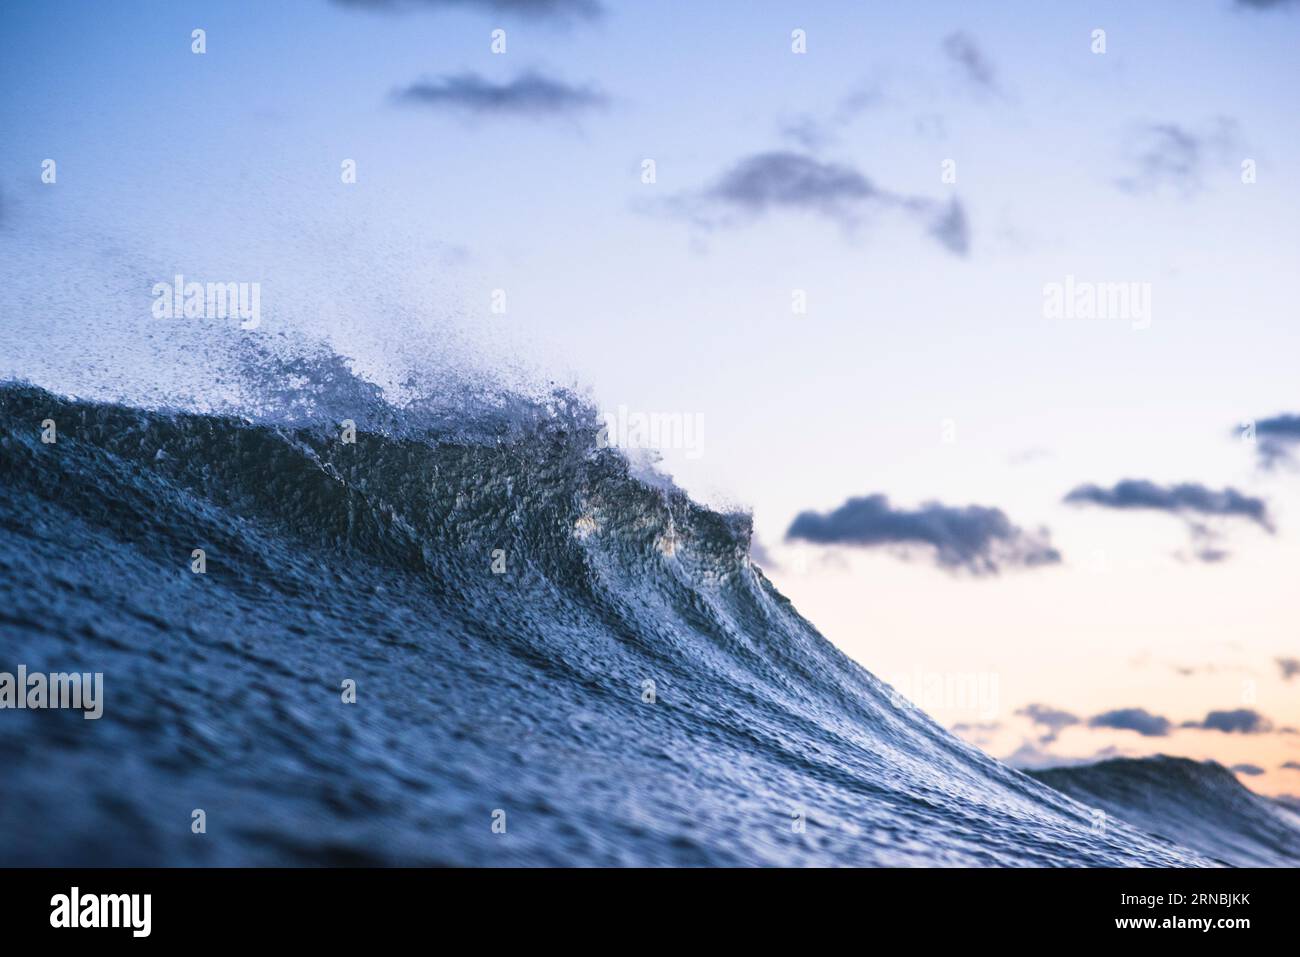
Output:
[{"xmin": 2, "ymin": 0, "xmax": 1298, "ymax": 795}]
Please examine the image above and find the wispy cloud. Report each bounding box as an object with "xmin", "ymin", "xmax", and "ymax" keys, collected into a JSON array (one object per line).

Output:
[
  {"xmin": 392, "ymin": 71, "xmax": 605, "ymax": 117},
  {"xmin": 950, "ymin": 720, "xmax": 1001, "ymax": 747},
  {"xmin": 926, "ymin": 199, "xmax": 970, "ymax": 256},
  {"xmin": 778, "ymin": 79, "xmax": 886, "ymax": 152},
  {"xmin": 1004, "ymin": 741, "xmax": 1123, "ymax": 771},
  {"xmin": 941, "ymin": 31, "xmax": 999, "ymax": 95},
  {"xmin": 1247, "ymin": 413, "xmax": 1300, "ymax": 468},
  {"xmin": 1016, "ymin": 703, "xmax": 1079, "ymax": 744},
  {"xmin": 678, "ymin": 151, "xmax": 970, "ymax": 255},
  {"xmin": 785, "ymin": 493, "xmax": 1059, "ymax": 575},
  {"xmin": 1088, "ymin": 707, "xmax": 1172, "ymax": 737},
  {"xmin": 1063, "ymin": 480, "xmax": 1271, "ymax": 527},
  {"xmin": 1231, "ymin": 763, "xmax": 1266, "ymax": 776},
  {"xmin": 1282, "ymin": 761, "xmax": 1300, "ymax": 771},
  {"xmin": 333, "ymin": 0, "xmax": 602, "ymax": 18},
  {"xmin": 1115, "ymin": 118, "xmax": 1239, "ymax": 195},
  {"xmin": 1235, "ymin": 0, "xmax": 1300, "ymax": 10},
  {"xmin": 708, "ymin": 152, "xmax": 875, "ymax": 217},
  {"xmin": 1278, "ymin": 657, "xmax": 1300, "ymax": 681},
  {"xmin": 1063, "ymin": 479, "xmax": 1272, "ymax": 562}
]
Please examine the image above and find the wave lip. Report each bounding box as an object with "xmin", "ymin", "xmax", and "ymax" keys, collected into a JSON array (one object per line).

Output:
[
  {"xmin": 0, "ymin": 382, "xmax": 1213, "ymax": 866},
  {"xmin": 1031, "ymin": 755, "xmax": 1300, "ymax": 867}
]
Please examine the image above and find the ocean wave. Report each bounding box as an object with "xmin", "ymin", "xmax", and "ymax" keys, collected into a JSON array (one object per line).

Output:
[
  {"xmin": 1030, "ymin": 755, "xmax": 1300, "ymax": 867},
  {"xmin": 0, "ymin": 379, "xmax": 1210, "ymax": 866}
]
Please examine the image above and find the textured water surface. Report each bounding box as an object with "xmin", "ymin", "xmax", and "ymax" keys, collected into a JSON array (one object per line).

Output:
[
  {"xmin": 1031, "ymin": 756, "xmax": 1300, "ymax": 867},
  {"xmin": 0, "ymin": 383, "xmax": 1211, "ymax": 866}
]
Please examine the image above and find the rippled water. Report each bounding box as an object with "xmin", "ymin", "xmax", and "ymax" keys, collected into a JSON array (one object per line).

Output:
[
  {"xmin": 0, "ymin": 382, "xmax": 1208, "ymax": 866},
  {"xmin": 1032, "ymin": 756, "xmax": 1300, "ymax": 867}
]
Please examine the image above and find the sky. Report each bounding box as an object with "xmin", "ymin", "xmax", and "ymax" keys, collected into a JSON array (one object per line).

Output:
[{"xmin": 1, "ymin": 0, "xmax": 1299, "ymax": 796}]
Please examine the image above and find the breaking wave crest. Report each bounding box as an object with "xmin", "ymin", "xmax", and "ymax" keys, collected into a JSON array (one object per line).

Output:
[{"xmin": 0, "ymin": 368, "xmax": 1212, "ymax": 866}]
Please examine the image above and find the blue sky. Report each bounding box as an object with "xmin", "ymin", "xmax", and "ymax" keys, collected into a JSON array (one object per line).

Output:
[{"xmin": 3, "ymin": 0, "xmax": 1300, "ymax": 792}]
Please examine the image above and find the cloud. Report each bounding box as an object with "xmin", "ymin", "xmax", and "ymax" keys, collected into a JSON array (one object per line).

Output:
[
  {"xmin": 1183, "ymin": 708, "xmax": 1274, "ymax": 734},
  {"xmin": 1115, "ymin": 118, "xmax": 1239, "ymax": 195},
  {"xmin": 1248, "ymin": 414, "xmax": 1300, "ymax": 467},
  {"xmin": 1016, "ymin": 703, "xmax": 1080, "ymax": 744},
  {"xmin": 778, "ymin": 79, "xmax": 885, "ymax": 151},
  {"xmin": 1008, "ymin": 447, "xmax": 1053, "ymax": 466},
  {"xmin": 1064, "ymin": 479, "xmax": 1272, "ymax": 561},
  {"xmin": 785, "ymin": 493, "xmax": 1059, "ymax": 575},
  {"xmin": 1281, "ymin": 761, "xmax": 1300, "ymax": 771},
  {"xmin": 1003, "ymin": 741, "xmax": 1124, "ymax": 771},
  {"xmin": 925, "ymin": 198, "xmax": 970, "ymax": 256},
  {"xmin": 1064, "ymin": 480, "xmax": 1272, "ymax": 529},
  {"xmin": 1088, "ymin": 708, "xmax": 1172, "ymax": 737},
  {"xmin": 1231, "ymin": 763, "xmax": 1266, "ymax": 776},
  {"xmin": 392, "ymin": 71, "xmax": 605, "ymax": 117},
  {"xmin": 709, "ymin": 152, "xmax": 875, "ymax": 216},
  {"xmin": 1235, "ymin": 0, "xmax": 1299, "ymax": 9},
  {"xmin": 1278, "ymin": 657, "xmax": 1300, "ymax": 681},
  {"xmin": 1168, "ymin": 660, "xmax": 1249, "ymax": 678},
  {"xmin": 941, "ymin": 32, "xmax": 998, "ymax": 93},
  {"xmin": 333, "ymin": 0, "xmax": 601, "ymax": 18},
  {"xmin": 951, "ymin": 720, "xmax": 1001, "ymax": 747},
  {"xmin": 679, "ymin": 151, "xmax": 970, "ymax": 256}
]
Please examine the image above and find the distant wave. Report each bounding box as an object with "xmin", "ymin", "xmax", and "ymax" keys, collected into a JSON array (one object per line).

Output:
[
  {"xmin": 1031, "ymin": 755, "xmax": 1300, "ymax": 867},
  {"xmin": 0, "ymin": 378, "xmax": 1209, "ymax": 866}
]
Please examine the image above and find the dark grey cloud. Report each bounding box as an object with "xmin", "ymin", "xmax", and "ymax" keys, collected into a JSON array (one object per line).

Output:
[
  {"xmin": 710, "ymin": 152, "xmax": 875, "ymax": 216},
  {"xmin": 1088, "ymin": 707, "xmax": 1172, "ymax": 737},
  {"xmin": 685, "ymin": 151, "xmax": 970, "ymax": 256},
  {"xmin": 1231, "ymin": 763, "xmax": 1266, "ymax": 776},
  {"xmin": 1116, "ymin": 118, "xmax": 1239, "ymax": 195},
  {"xmin": 1064, "ymin": 480, "xmax": 1272, "ymax": 561},
  {"xmin": 785, "ymin": 493, "xmax": 1059, "ymax": 575},
  {"xmin": 1064, "ymin": 480, "xmax": 1270, "ymax": 529},
  {"xmin": 1281, "ymin": 761, "xmax": 1300, "ymax": 771},
  {"xmin": 333, "ymin": 0, "xmax": 601, "ymax": 18},
  {"xmin": 924, "ymin": 198, "xmax": 970, "ymax": 256},
  {"xmin": 1183, "ymin": 708, "xmax": 1273, "ymax": 734},
  {"xmin": 1278, "ymin": 657, "xmax": 1300, "ymax": 681},
  {"xmin": 1016, "ymin": 703, "xmax": 1079, "ymax": 744},
  {"xmin": 941, "ymin": 31, "xmax": 998, "ymax": 93},
  {"xmin": 393, "ymin": 71, "xmax": 605, "ymax": 116},
  {"xmin": 1248, "ymin": 414, "xmax": 1300, "ymax": 468}
]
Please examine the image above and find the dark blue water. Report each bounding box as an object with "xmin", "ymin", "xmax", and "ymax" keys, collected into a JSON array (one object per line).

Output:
[
  {"xmin": 0, "ymin": 381, "xmax": 1216, "ymax": 866},
  {"xmin": 1032, "ymin": 756, "xmax": 1300, "ymax": 867}
]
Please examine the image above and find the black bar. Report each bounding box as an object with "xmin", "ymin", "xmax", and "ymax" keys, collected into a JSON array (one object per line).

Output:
[{"xmin": 0, "ymin": 867, "xmax": 1288, "ymax": 943}]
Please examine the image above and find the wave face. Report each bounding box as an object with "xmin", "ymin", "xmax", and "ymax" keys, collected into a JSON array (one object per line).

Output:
[
  {"xmin": 0, "ymin": 382, "xmax": 1209, "ymax": 866},
  {"xmin": 1030, "ymin": 756, "xmax": 1300, "ymax": 867}
]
